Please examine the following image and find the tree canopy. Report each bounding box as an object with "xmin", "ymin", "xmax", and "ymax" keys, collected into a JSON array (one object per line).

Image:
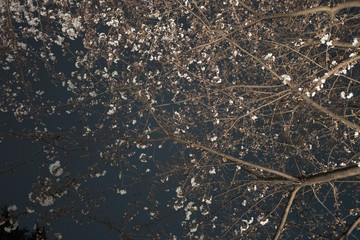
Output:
[{"xmin": 1, "ymin": 0, "xmax": 360, "ymax": 239}]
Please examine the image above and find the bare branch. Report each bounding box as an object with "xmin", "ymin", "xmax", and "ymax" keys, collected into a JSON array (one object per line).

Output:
[
  {"xmin": 226, "ymin": 37, "xmax": 360, "ymax": 131},
  {"xmin": 169, "ymin": 135, "xmax": 300, "ymax": 183},
  {"xmin": 273, "ymin": 186, "xmax": 300, "ymax": 240},
  {"xmin": 300, "ymin": 165, "xmax": 360, "ymax": 186},
  {"xmin": 293, "ymin": 90, "xmax": 360, "ymax": 131},
  {"xmin": 340, "ymin": 216, "xmax": 360, "ymax": 240},
  {"xmin": 262, "ymin": 1, "xmax": 360, "ymax": 20},
  {"xmin": 310, "ymin": 55, "xmax": 360, "ymax": 93}
]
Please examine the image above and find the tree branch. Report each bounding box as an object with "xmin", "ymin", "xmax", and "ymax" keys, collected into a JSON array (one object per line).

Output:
[
  {"xmin": 262, "ymin": 1, "xmax": 360, "ymax": 20},
  {"xmin": 169, "ymin": 135, "xmax": 300, "ymax": 183},
  {"xmin": 225, "ymin": 37, "xmax": 360, "ymax": 131},
  {"xmin": 273, "ymin": 186, "xmax": 300, "ymax": 240},
  {"xmin": 310, "ymin": 55, "xmax": 360, "ymax": 93},
  {"xmin": 340, "ymin": 216, "xmax": 360, "ymax": 240},
  {"xmin": 293, "ymin": 91, "xmax": 360, "ymax": 131},
  {"xmin": 300, "ymin": 165, "xmax": 360, "ymax": 186}
]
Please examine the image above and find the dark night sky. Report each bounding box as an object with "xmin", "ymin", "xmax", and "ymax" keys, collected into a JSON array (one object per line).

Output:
[
  {"xmin": 0, "ymin": 65, "xmax": 185, "ymax": 238},
  {"xmin": 0, "ymin": 109, "xmax": 179, "ymax": 239},
  {"xmin": 0, "ymin": 44, "xmax": 175, "ymax": 237},
  {"xmin": 0, "ymin": 105, "xmax": 112, "ymax": 239}
]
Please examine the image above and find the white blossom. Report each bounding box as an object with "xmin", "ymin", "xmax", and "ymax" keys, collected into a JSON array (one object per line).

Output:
[
  {"xmin": 202, "ymin": 195, "xmax": 212, "ymax": 204},
  {"xmin": 281, "ymin": 74, "xmax": 291, "ymax": 85},
  {"xmin": 320, "ymin": 34, "xmax": 330, "ymax": 44},
  {"xmin": 200, "ymin": 205, "xmax": 209, "ymax": 215},
  {"xmin": 35, "ymin": 90, "xmax": 44, "ymax": 95},
  {"xmin": 26, "ymin": 207, "xmax": 35, "ymax": 213},
  {"xmin": 107, "ymin": 104, "xmax": 116, "ymax": 115},
  {"xmin": 176, "ymin": 186, "xmax": 183, "ymax": 198},
  {"xmin": 38, "ymin": 195, "xmax": 54, "ymax": 206},
  {"xmin": 83, "ymin": 127, "xmax": 91, "ymax": 136},
  {"xmin": 264, "ymin": 53, "xmax": 275, "ymax": 61},
  {"xmin": 190, "ymin": 220, "xmax": 199, "ymax": 232},
  {"xmin": 349, "ymin": 53, "xmax": 357, "ymax": 58},
  {"xmin": 139, "ymin": 153, "xmax": 147, "ymax": 162},
  {"xmin": 260, "ymin": 218, "xmax": 269, "ymax": 225},
  {"xmin": 4, "ymin": 219, "xmax": 18, "ymax": 233},
  {"xmin": 117, "ymin": 189, "xmax": 127, "ymax": 195},
  {"xmin": 49, "ymin": 161, "xmax": 63, "ymax": 177},
  {"xmin": 120, "ymin": 92, "xmax": 127, "ymax": 100},
  {"xmin": 191, "ymin": 177, "xmax": 198, "ymax": 187},
  {"xmin": 174, "ymin": 200, "xmax": 184, "ymax": 211},
  {"xmin": 340, "ymin": 69, "xmax": 347, "ymax": 75},
  {"xmin": 242, "ymin": 217, "xmax": 254, "ymax": 225},
  {"xmin": 89, "ymin": 91, "xmax": 97, "ymax": 97},
  {"xmin": 7, "ymin": 205, "xmax": 17, "ymax": 211},
  {"xmin": 54, "ymin": 233, "xmax": 63, "ymax": 240},
  {"xmin": 340, "ymin": 91, "xmax": 354, "ymax": 99},
  {"xmin": 353, "ymin": 38, "xmax": 359, "ymax": 46},
  {"xmin": 95, "ymin": 170, "xmax": 106, "ymax": 178},
  {"xmin": 184, "ymin": 202, "xmax": 197, "ymax": 220},
  {"xmin": 209, "ymin": 167, "xmax": 216, "ymax": 174},
  {"xmin": 264, "ymin": 53, "xmax": 272, "ymax": 60}
]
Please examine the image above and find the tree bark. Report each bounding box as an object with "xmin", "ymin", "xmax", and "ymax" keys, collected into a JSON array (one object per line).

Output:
[
  {"xmin": 273, "ymin": 186, "xmax": 300, "ymax": 240},
  {"xmin": 300, "ymin": 165, "xmax": 360, "ymax": 187}
]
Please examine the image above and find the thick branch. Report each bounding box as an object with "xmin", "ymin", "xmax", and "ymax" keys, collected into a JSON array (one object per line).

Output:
[
  {"xmin": 262, "ymin": 1, "xmax": 360, "ymax": 20},
  {"xmin": 306, "ymin": 39, "xmax": 360, "ymax": 48},
  {"xmin": 294, "ymin": 91, "xmax": 360, "ymax": 131},
  {"xmin": 273, "ymin": 186, "xmax": 300, "ymax": 240},
  {"xmin": 300, "ymin": 165, "xmax": 360, "ymax": 186},
  {"xmin": 332, "ymin": 40, "xmax": 360, "ymax": 48},
  {"xmin": 340, "ymin": 216, "xmax": 360, "ymax": 240}
]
